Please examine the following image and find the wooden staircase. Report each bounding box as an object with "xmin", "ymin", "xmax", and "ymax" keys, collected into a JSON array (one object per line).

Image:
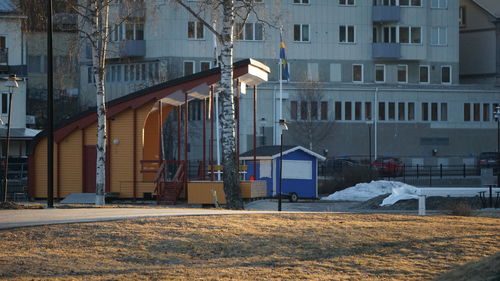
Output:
[{"xmin": 154, "ymin": 161, "xmax": 186, "ymax": 205}]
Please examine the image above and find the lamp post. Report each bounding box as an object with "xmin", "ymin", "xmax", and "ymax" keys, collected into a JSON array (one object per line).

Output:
[
  {"xmin": 366, "ymin": 120, "xmax": 373, "ymax": 180},
  {"xmin": 366, "ymin": 120, "xmax": 373, "ymax": 164},
  {"xmin": 494, "ymin": 106, "xmax": 500, "ymax": 187},
  {"xmin": 278, "ymin": 119, "xmax": 288, "ymax": 212},
  {"xmin": 1, "ymin": 74, "xmax": 21, "ymax": 203},
  {"xmin": 259, "ymin": 117, "xmax": 266, "ymax": 146}
]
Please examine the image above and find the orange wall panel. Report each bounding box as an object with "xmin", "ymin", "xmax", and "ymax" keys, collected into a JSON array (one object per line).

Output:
[{"xmin": 58, "ymin": 130, "xmax": 83, "ymax": 197}]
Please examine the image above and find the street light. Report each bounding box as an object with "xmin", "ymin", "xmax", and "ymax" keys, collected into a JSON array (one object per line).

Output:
[
  {"xmin": 259, "ymin": 117, "xmax": 266, "ymax": 146},
  {"xmin": 494, "ymin": 106, "xmax": 500, "ymax": 187},
  {"xmin": 278, "ymin": 119, "xmax": 288, "ymax": 212},
  {"xmin": 1, "ymin": 74, "xmax": 21, "ymax": 203}
]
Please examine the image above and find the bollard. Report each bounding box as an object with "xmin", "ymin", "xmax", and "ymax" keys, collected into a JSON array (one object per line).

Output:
[{"xmin": 418, "ymin": 195, "xmax": 426, "ymax": 216}]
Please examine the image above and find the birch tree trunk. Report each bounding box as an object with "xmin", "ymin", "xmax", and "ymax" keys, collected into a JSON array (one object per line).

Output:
[
  {"xmin": 90, "ymin": 0, "xmax": 109, "ymax": 205},
  {"xmin": 219, "ymin": 0, "xmax": 243, "ymax": 209}
]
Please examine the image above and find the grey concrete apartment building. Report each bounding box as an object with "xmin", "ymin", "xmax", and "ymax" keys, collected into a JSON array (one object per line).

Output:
[{"xmin": 75, "ymin": 0, "xmax": 500, "ymax": 166}]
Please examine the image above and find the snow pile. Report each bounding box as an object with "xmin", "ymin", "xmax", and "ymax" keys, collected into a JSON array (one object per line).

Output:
[{"xmin": 321, "ymin": 180, "xmax": 419, "ymax": 206}]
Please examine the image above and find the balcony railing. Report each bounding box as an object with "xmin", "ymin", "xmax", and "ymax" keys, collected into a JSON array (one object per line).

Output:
[
  {"xmin": 372, "ymin": 6, "xmax": 400, "ymax": 22},
  {"xmin": 0, "ymin": 48, "xmax": 7, "ymax": 64},
  {"xmin": 372, "ymin": 43, "xmax": 400, "ymax": 59},
  {"xmin": 119, "ymin": 40, "xmax": 146, "ymax": 57}
]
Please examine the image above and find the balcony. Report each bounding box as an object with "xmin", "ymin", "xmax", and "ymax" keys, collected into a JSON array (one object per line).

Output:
[
  {"xmin": 119, "ymin": 40, "xmax": 146, "ymax": 57},
  {"xmin": 372, "ymin": 43, "xmax": 400, "ymax": 59},
  {"xmin": 0, "ymin": 48, "xmax": 7, "ymax": 64},
  {"xmin": 372, "ymin": 6, "xmax": 400, "ymax": 23}
]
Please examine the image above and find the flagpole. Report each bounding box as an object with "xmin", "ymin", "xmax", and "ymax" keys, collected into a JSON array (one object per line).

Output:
[{"xmin": 278, "ymin": 29, "xmax": 284, "ymax": 145}]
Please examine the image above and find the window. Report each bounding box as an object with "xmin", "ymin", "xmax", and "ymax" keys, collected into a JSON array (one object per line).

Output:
[
  {"xmin": 375, "ymin": 64, "xmax": 385, "ymax": 83},
  {"xmin": 365, "ymin": 102, "xmax": 372, "ymax": 120},
  {"xmin": 339, "ymin": 0, "xmax": 354, "ymax": 5},
  {"xmin": 383, "ymin": 26, "xmax": 397, "ymax": 43},
  {"xmin": 311, "ymin": 101, "xmax": 318, "ymax": 120},
  {"xmin": 431, "ymin": 103, "xmax": 438, "ymax": 121},
  {"xmin": 184, "ymin": 61, "xmax": 194, "ymax": 76},
  {"xmin": 398, "ymin": 102, "xmax": 405, "ymax": 121},
  {"xmin": 441, "ymin": 103, "xmax": 448, "ymax": 121},
  {"xmin": 291, "ymin": 101, "xmax": 298, "ymax": 120},
  {"xmin": 321, "ymin": 101, "xmax": 328, "ymax": 120},
  {"xmin": 293, "ymin": 24, "xmax": 309, "ymax": 42},
  {"xmin": 410, "ymin": 27, "xmax": 421, "ymax": 43},
  {"xmin": 431, "ymin": 0, "xmax": 447, "ymax": 9},
  {"xmin": 378, "ymin": 102, "xmax": 385, "ymax": 121},
  {"xmin": 293, "ymin": 0, "xmax": 309, "ymax": 4},
  {"xmin": 200, "ymin": 61, "xmax": 211, "ymax": 71},
  {"xmin": 87, "ymin": 66, "xmax": 94, "ymax": 84},
  {"xmin": 335, "ymin": 102, "xmax": 342, "ymax": 120},
  {"xmin": 441, "ymin": 66, "xmax": 451, "ymax": 84},
  {"xmin": 373, "ymin": 27, "xmax": 378, "ymax": 43},
  {"xmin": 408, "ymin": 102, "xmax": 415, "ymax": 120},
  {"xmin": 188, "ymin": 21, "xmax": 204, "ymax": 39},
  {"xmin": 459, "ymin": 6, "xmax": 466, "ymax": 27},
  {"xmin": 124, "ymin": 21, "xmax": 144, "ymax": 40},
  {"xmin": 355, "ymin": 102, "xmax": 362, "ymax": 120},
  {"xmin": 397, "ymin": 65, "xmax": 407, "ymax": 83},
  {"xmin": 235, "ymin": 23, "xmax": 263, "ymax": 41},
  {"xmin": 1, "ymin": 93, "xmax": 8, "ymax": 114},
  {"xmin": 388, "ymin": 102, "xmax": 395, "ymax": 120},
  {"xmin": 352, "ymin": 64, "xmax": 363, "ymax": 82},
  {"xmin": 473, "ymin": 103, "xmax": 480, "ymax": 121},
  {"xmin": 398, "ymin": 27, "xmax": 421, "ymax": 44},
  {"xmin": 422, "ymin": 103, "xmax": 428, "ymax": 121},
  {"xmin": 345, "ymin": 102, "xmax": 352, "ymax": 120},
  {"xmin": 399, "ymin": 27, "xmax": 409, "ymax": 43},
  {"xmin": 464, "ymin": 103, "xmax": 471, "ymax": 121},
  {"xmin": 431, "ymin": 27, "xmax": 447, "ymax": 45},
  {"xmin": 399, "ymin": 0, "xmax": 421, "ymax": 6},
  {"xmin": 301, "ymin": 101, "xmax": 308, "ymax": 120},
  {"xmin": 339, "ymin": 25, "xmax": 355, "ymax": 43},
  {"xmin": 483, "ymin": 104, "xmax": 490, "ymax": 122},
  {"xmin": 419, "ymin": 65, "xmax": 429, "ymax": 83}
]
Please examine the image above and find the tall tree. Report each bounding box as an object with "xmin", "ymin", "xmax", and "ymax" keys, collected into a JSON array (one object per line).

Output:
[
  {"xmin": 72, "ymin": 0, "xmax": 145, "ymax": 205},
  {"xmin": 172, "ymin": 0, "xmax": 272, "ymax": 209},
  {"xmin": 288, "ymin": 80, "xmax": 335, "ymax": 152}
]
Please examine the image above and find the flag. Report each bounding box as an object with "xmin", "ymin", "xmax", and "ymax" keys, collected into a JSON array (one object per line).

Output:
[{"xmin": 279, "ymin": 32, "xmax": 289, "ymax": 81}]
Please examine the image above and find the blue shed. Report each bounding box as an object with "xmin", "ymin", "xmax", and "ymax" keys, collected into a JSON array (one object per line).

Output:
[{"xmin": 240, "ymin": 146, "xmax": 326, "ymax": 201}]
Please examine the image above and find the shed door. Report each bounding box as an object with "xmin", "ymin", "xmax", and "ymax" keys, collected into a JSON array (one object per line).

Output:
[{"xmin": 83, "ymin": 145, "xmax": 109, "ymax": 193}]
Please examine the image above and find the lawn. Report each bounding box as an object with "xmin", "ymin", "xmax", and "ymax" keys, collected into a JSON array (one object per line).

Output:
[{"xmin": 0, "ymin": 213, "xmax": 499, "ymax": 280}]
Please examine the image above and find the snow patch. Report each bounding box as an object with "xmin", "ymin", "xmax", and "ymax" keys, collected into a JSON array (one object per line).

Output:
[{"xmin": 321, "ymin": 180, "xmax": 419, "ymax": 206}]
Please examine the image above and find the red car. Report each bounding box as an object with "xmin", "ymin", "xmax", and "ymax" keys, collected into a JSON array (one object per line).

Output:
[{"xmin": 372, "ymin": 157, "xmax": 403, "ymax": 177}]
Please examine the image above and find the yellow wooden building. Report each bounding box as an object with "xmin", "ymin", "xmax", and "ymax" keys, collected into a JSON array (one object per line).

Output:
[{"xmin": 28, "ymin": 59, "xmax": 270, "ymax": 203}]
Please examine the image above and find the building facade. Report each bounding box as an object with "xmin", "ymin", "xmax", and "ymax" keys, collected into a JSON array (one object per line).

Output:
[
  {"xmin": 74, "ymin": 0, "xmax": 500, "ymax": 166},
  {"xmin": 0, "ymin": 0, "xmax": 38, "ymax": 158}
]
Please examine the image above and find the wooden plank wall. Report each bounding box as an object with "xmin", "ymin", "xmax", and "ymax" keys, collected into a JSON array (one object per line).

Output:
[{"xmin": 32, "ymin": 100, "xmax": 174, "ymax": 199}]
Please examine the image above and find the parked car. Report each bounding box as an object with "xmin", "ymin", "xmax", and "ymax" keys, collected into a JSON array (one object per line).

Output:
[
  {"xmin": 478, "ymin": 152, "xmax": 500, "ymax": 169},
  {"xmin": 319, "ymin": 158, "xmax": 360, "ymax": 176},
  {"xmin": 372, "ymin": 157, "xmax": 403, "ymax": 177}
]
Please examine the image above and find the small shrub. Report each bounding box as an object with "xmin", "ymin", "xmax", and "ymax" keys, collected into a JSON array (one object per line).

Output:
[
  {"xmin": 319, "ymin": 166, "xmax": 379, "ymax": 195},
  {"xmin": 448, "ymin": 202, "xmax": 473, "ymax": 216}
]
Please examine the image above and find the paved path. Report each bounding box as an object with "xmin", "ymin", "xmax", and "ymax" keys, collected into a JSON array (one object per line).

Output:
[{"xmin": 0, "ymin": 207, "xmax": 277, "ymax": 230}]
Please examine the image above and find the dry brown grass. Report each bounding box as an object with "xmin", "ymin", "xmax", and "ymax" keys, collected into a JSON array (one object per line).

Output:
[{"xmin": 0, "ymin": 213, "xmax": 499, "ymax": 281}]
